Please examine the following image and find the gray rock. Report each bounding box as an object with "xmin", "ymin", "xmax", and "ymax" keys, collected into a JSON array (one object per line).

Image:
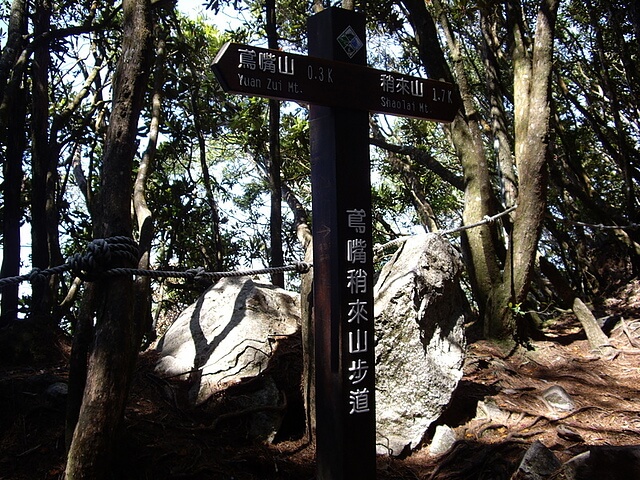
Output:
[
  {"xmin": 155, "ymin": 277, "xmax": 300, "ymax": 405},
  {"xmin": 541, "ymin": 385, "xmax": 575, "ymax": 412},
  {"xmin": 45, "ymin": 381, "xmax": 68, "ymax": 409},
  {"xmin": 216, "ymin": 375, "xmax": 285, "ymax": 443},
  {"xmin": 562, "ymin": 451, "xmax": 590, "ymax": 480},
  {"xmin": 561, "ymin": 446, "xmax": 640, "ymax": 480},
  {"xmin": 374, "ymin": 233, "xmax": 467, "ymax": 455},
  {"xmin": 556, "ymin": 424, "xmax": 584, "ymax": 443},
  {"xmin": 155, "ymin": 234, "xmax": 467, "ymax": 452},
  {"xmin": 477, "ymin": 398, "xmax": 511, "ymax": 423},
  {"xmin": 45, "ymin": 381, "xmax": 68, "ymax": 399},
  {"xmin": 511, "ymin": 440, "xmax": 561, "ymax": 479},
  {"xmin": 429, "ymin": 425, "xmax": 457, "ymax": 456}
]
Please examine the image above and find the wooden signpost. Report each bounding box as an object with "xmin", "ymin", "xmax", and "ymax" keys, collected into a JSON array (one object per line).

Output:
[
  {"xmin": 211, "ymin": 38, "xmax": 458, "ymax": 122},
  {"xmin": 212, "ymin": 7, "xmax": 458, "ymax": 480}
]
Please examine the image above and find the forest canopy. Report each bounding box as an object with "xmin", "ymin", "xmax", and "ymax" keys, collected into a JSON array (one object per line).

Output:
[{"xmin": 1, "ymin": 0, "xmax": 636, "ymax": 333}]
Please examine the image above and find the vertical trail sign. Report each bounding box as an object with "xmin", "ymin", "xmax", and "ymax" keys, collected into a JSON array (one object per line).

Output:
[
  {"xmin": 308, "ymin": 8, "xmax": 376, "ymax": 480},
  {"xmin": 307, "ymin": 9, "xmax": 375, "ymax": 480},
  {"xmin": 211, "ymin": 7, "xmax": 458, "ymax": 480}
]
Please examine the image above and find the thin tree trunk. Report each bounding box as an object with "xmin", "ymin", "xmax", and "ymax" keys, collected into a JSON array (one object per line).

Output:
[
  {"xmin": 402, "ymin": 0, "xmax": 558, "ymax": 344},
  {"xmin": 0, "ymin": 0, "xmax": 27, "ymax": 106},
  {"xmin": 508, "ymin": 0, "xmax": 559, "ymax": 304},
  {"xmin": 266, "ymin": 0, "xmax": 284, "ymax": 287},
  {"xmin": 402, "ymin": 0, "xmax": 503, "ymax": 320},
  {"xmin": 483, "ymin": 0, "xmax": 559, "ymax": 343},
  {"xmin": 0, "ymin": 82, "xmax": 26, "ymax": 326},
  {"xmin": 480, "ymin": 5, "xmax": 517, "ymax": 208},
  {"xmin": 65, "ymin": 0, "xmax": 153, "ymax": 477},
  {"xmin": 588, "ymin": 0, "xmax": 636, "ymax": 223},
  {"xmin": 369, "ymin": 136, "xmax": 465, "ymax": 191},
  {"xmin": 31, "ymin": 0, "xmax": 54, "ymax": 322},
  {"xmin": 268, "ymin": 99, "xmax": 284, "ymax": 287},
  {"xmin": 0, "ymin": 0, "xmax": 27, "ymax": 327},
  {"xmin": 299, "ymin": 231, "xmax": 315, "ymax": 439},
  {"xmin": 191, "ymin": 92, "xmax": 224, "ymax": 272},
  {"xmin": 134, "ymin": 26, "xmax": 165, "ymax": 345},
  {"xmin": 65, "ymin": 283, "xmax": 96, "ymax": 451},
  {"xmin": 385, "ymin": 151, "xmax": 440, "ymax": 232}
]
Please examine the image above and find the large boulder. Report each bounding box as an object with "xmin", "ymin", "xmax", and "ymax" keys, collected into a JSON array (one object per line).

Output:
[
  {"xmin": 374, "ymin": 233, "xmax": 467, "ymax": 455},
  {"xmin": 155, "ymin": 234, "xmax": 467, "ymax": 451},
  {"xmin": 155, "ymin": 276, "xmax": 300, "ymax": 406}
]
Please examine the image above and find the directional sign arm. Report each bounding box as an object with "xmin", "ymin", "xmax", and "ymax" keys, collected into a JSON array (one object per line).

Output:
[{"xmin": 211, "ymin": 42, "xmax": 460, "ymax": 122}]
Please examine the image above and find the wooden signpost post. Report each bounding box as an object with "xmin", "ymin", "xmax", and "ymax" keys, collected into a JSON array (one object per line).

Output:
[{"xmin": 212, "ymin": 7, "xmax": 458, "ymax": 480}]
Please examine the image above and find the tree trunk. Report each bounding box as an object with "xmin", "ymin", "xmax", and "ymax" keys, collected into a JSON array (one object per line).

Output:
[
  {"xmin": 0, "ymin": 83, "xmax": 26, "ymax": 326},
  {"xmin": 342, "ymin": 0, "xmax": 354, "ymax": 10},
  {"xmin": 509, "ymin": 0, "xmax": 554, "ymax": 304},
  {"xmin": 30, "ymin": 0, "xmax": 54, "ymax": 322},
  {"xmin": 572, "ymin": 298, "xmax": 613, "ymax": 353},
  {"xmin": 402, "ymin": 0, "xmax": 503, "ymax": 320},
  {"xmin": 589, "ymin": 0, "xmax": 637, "ymax": 224},
  {"xmin": 485, "ymin": 0, "xmax": 560, "ymax": 342},
  {"xmin": 480, "ymin": 5, "xmax": 517, "ymax": 208},
  {"xmin": 65, "ymin": 283, "xmax": 96, "ymax": 451},
  {"xmin": 401, "ymin": 0, "xmax": 559, "ymax": 344},
  {"xmin": 299, "ymin": 230, "xmax": 315, "ymax": 439},
  {"xmin": 268, "ymin": 99, "xmax": 284, "ymax": 287},
  {"xmin": 0, "ymin": 0, "xmax": 27, "ymax": 105},
  {"xmin": 184, "ymin": 25, "xmax": 224, "ymax": 273},
  {"xmin": 134, "ymin": 25, "xmax": 165, "ymax": 345},
  {"xmin": 266, "ymin": 0, "xmax": 284, "ymax": 287},
  {"xmin": 369, "ymin": 136, "xmax": 465, "ymax": 191},
  {"xmin": 64, "ymin": 0, "xmax": 153, "ymax": 477},
  {"xmin": 191, "ymin": 91, "xmax": 224, "ymax": 272},
  {"xmin": 281, "ymin": 183, "xmax": 314, "ymax": 437},
  {"xmin": 385, "ymin": 151, "xmax": 440, "ymax": 231},
  {"xmin": 0, "ymin": 0, "xmax": 27, "ymax": 327}
]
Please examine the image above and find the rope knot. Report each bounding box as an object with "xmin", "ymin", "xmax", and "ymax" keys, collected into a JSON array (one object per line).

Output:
[
  {"xmin": 185, "ymin": 267, "xmax": 208, "ymax": 283},
  {"xmin": 69, "ymin": 236, "xmax": 139, "ymax": 281},
  {"xmin": 27, "ymin": 268, "xmax": 47, "ymax": 285},
  {"xmin": 295, "ymin": 262, "xmax": 312, "ymax": 274}
]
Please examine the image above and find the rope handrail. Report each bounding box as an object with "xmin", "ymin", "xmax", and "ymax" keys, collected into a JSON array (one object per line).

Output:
[
  {"xmin": 549, "ymin": 216, "xmax": 640, "ymax": 230},
  {"xmin": 374, "ymin": 204, "xmax": 640, "ymax": 259},
  {"xmin": 439, "ymin": 204, "xmax": 518, "ymax": 235},
  {"xmin": 6, "ymin": 204, "xmax": 635, "ymax": 290},
  {"xmin": 374, "ymin": 204, "xmax": 517, "ymax": 257},
  {"xmin": 99, "ymin": 262, "xmax": 312, "ymax": 282},
  {"xmin": 0, "ymin": 235, "xmax": 312, "ymax": 290}
]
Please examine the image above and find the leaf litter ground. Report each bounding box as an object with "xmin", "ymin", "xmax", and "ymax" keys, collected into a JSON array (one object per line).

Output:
[{"xmin": 1, "ymin": 280, "xmax": 639, "ymax": 479}]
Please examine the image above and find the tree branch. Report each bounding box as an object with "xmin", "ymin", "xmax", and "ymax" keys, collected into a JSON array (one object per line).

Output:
[{"xmin": 369, "ymin": 136, "xmax": 464, "ymax": 191}]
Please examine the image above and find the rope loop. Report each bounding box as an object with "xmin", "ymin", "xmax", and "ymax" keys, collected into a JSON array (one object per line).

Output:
[
  {"xmin": 107, "ymin": 236, "xmax": 139, "ymax": 265},
  {"xmin": 185, "ymin": 267, "xmax": 208, "ymax": 283},
  {"xmin": 27, "ymin": 268, "xmax": 47, "ymax": 286},
  {"xmin": 1, "ymin": 235, "xmax": 310, "ymax": 289},
  {"xmin": 68, "ymin": 236, "xmax": 139, "ymax": 281}
]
